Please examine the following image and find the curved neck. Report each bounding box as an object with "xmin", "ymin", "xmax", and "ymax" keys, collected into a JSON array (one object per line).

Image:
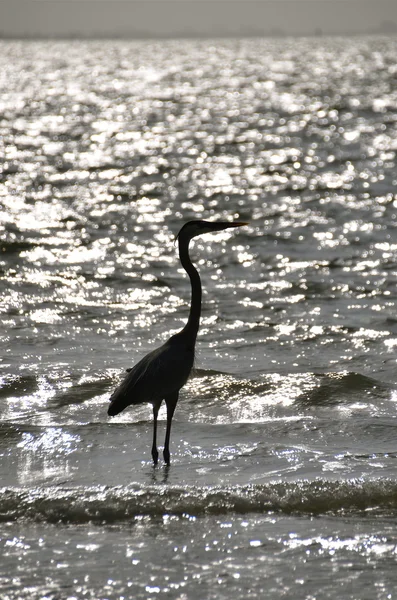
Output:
[{"xmin": 178, "ymin": 236, "xmax": 201, "ymax": 344}]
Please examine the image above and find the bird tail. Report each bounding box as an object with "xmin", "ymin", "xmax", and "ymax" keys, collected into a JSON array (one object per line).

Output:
[
  {"xmin": 107, "ymin": 375, "xmax": 144, "ymax": 416},
  {"xmin": 107, "ymin": 385, "xmax": 131, "ymax": 416},
  {"xmin": 107, "ymin": 398, "xmax": 123, "ymax": 416}
]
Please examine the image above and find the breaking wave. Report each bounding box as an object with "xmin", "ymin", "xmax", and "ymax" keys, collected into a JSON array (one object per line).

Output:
[{"xmin": 1, "ymin": 478, "xmax": 397, "ymax": 524}]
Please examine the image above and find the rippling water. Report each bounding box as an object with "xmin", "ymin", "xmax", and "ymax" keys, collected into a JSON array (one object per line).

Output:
[{"xmin": 1, "ymin": 35, "xmax": 397, "ymax": 599}]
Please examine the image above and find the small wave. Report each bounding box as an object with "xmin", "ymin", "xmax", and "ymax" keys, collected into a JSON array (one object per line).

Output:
[
  {"xmin": 0, "ymin": 375, "xmax": 39, "ymax": 400},
  {"xmin": 296, "ymin": 372, "xmax": 391, "ymax": 407},
  {"xmin": 0, "ymin": 373, "xmax": 116, "ymax": 408},
  {"xmin": 1, "ymin": 479, "xmax": 397, "ymax": 524},
  {"xmin": 192, "ymin": 368, "xmax": 230, "ymax": 378},
  {"xmin": 0, "ymin": 239, "xmax": 37, "ymax": 254},
  {"xmin": 50, "ymin": 375, "xmax": 115, "ymax": 408}
]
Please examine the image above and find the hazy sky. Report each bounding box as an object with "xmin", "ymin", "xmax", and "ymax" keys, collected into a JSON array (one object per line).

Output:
[{"xmin": 1, "ymin": 0, "xmax": 397, "ymax": 37}]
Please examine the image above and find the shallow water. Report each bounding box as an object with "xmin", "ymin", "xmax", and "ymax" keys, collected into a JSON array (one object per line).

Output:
[{"xmin": 1, "ymin": 35, "xmax": 397, "ymax": 599}]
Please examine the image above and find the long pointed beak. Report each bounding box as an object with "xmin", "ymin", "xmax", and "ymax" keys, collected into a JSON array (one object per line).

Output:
[
  {"xmin": 175, "ymin": 219, "xmax": 248, "ymax": 244},
  {"xmin": 206, "ymin": 221, "xmax": 248, "ymax": 232}
]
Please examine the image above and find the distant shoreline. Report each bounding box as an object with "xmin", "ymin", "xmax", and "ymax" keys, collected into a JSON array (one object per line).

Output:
[{"xmin": 0, "ymin": 30, "xmax": 396, "ymax": 41}]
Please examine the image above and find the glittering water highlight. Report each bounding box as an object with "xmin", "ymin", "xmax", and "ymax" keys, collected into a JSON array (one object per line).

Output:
[{"xmin": 1, "ymin": 35, "xmax": 397, "ymax": 599}]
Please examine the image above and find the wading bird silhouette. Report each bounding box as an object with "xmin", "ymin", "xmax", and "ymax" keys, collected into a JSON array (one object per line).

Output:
[{"xmin": 107, "ymin": 220, "xmax": 247, "ymax": 465}]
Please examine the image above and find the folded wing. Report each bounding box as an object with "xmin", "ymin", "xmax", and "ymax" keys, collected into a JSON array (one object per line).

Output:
[{"xmin": 107, "ymin": 338, "xmax": 194, "ymax": 416}]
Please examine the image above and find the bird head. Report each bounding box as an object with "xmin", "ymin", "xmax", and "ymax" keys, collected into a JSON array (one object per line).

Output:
[{"xmin": 176, "ymin": 220, "xmax": 248, "ymax": 243}]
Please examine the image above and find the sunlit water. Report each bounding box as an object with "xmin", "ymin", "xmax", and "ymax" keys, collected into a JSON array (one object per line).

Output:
[{"xmin": 1, "ymin": 35, "xmax": 397, "ymax": 599}]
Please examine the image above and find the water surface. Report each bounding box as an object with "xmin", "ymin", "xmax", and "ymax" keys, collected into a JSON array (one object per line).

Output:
[{"xmin": 1, "ymin": 35, "xmax": 397, "ymax": 599}]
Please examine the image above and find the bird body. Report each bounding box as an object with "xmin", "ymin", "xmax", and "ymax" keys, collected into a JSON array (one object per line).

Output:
[
  {"xmin": 107, "ymin": 219, "xmax": 246, "ymax": 465},
  {"xmin": 108, "ymin": 332, "xmax": 194, "ymax": 416}
]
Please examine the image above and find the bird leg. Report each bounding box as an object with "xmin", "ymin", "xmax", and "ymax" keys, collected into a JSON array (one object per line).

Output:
[
  {"xmin": 152, "ymin": 404, "xmax": 160, "ymax": 465},
  {"xmin": 163, "ymin": 393, "xmax": 178, "ymax": 466}
]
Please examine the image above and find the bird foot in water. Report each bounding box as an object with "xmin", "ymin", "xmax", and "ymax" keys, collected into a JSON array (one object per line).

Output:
[
  {"xmin": 152, "ymin": 448, "xmax": 159, "ymax": 465},
  {"xmin": 163, "ymin": 448, "xmax": 170, "ymax": 466}
]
